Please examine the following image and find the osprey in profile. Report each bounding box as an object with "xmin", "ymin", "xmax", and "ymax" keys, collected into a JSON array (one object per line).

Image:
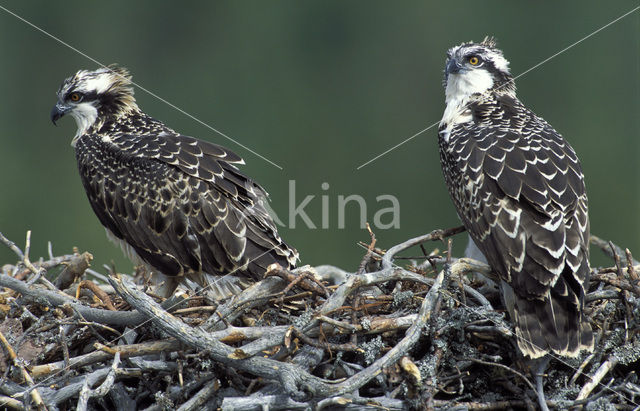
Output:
[
  {"xmin": 438, "ymin": 37, "xmax": 593, "ymax": 359},
  {"xmin": 51, "ymin": 66, "xmax": 297, "ymax": 299}
]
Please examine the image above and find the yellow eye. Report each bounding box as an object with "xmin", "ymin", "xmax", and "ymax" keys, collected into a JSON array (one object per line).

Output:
[
  {"xmin": 469, "ymin": 56, "xmax": 479, "ymax": 65},
  {"xmin": 69, "ymin": 93, "xmax": 81, "ymax": 102}
]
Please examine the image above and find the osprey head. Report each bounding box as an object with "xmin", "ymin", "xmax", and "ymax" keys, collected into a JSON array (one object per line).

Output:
[
  {"xmin": 443, "ymin": 37, "xmax": 514, "ymax": 103},
  {"xmin": 51, "ymin": 65, "xmax": 138, "ymax": 136}
]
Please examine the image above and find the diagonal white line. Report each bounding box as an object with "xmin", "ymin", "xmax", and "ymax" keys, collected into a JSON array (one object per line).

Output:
[
  {"xmin": 0, "ymin": 243, "xmax": 283, "ymax": 405},
  {"xmin": 511, "ymin": 5, "xmax": 640, "ymax": 84},
  {"xmin": 356, "ymin": 121, "xmax": 441, "ymax": 170},
  {"xmin": 0, "ymin": 4, "xmax": 284, "ymax": 170},
  {"xmin": 0, "ymin": 5, "xmax": 290, "ymax": 404},
  {"xmin": 356, "ymin": 5, "xmax": 640, "ymax": 170}
]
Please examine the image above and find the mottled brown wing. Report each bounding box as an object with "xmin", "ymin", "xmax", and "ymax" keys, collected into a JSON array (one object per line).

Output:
[
  {"xmin": 75, "ymin": 132, "xmax": 297, "ymax": 290},
  {"xmin": 440, "ymin": 114, "xmax": 592, "ymax": 358}
]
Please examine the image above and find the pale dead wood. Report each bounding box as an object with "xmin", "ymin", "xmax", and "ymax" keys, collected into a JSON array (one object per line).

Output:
[
  {"xmin": 0, "ymin": 229, "xmax": 639, "ymax": 409},
  {"xmin": 0, "ymin": 329, "xmax": 48, "ymax": 409}
]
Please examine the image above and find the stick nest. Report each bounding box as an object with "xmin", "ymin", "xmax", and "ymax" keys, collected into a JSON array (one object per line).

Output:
[{"xmin": 0, "ymin": 228, "xmax": 639, "ymax": 410}]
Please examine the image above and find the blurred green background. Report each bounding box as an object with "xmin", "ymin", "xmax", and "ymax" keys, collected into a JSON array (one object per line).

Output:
[{"xmin": 0, "ymin": 2, "xmax": 638, "ymax": 274}]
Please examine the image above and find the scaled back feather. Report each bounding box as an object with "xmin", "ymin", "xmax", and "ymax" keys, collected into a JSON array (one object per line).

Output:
[{"xmin": 52, "ymin": 65, "xmax": 298, "ymax": 300}]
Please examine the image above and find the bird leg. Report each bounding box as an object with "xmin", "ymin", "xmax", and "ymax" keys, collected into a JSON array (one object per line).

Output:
[
  {"xmin": 532, "ymin": 356, "xmax": 551, "ymax": 411},
  {"xmin": 154, "ymin": 274, "xmax": 181, "ymax": 299}
]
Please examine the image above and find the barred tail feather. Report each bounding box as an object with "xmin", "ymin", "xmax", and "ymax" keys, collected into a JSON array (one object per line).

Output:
[{"xmin": 505, "ymin": 281, "xmax": 593, "ymax": 359}]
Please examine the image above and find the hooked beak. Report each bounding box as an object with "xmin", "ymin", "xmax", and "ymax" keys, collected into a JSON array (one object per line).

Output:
[
  {"xmin": 50, "ymin": 103, "xmax": 71, "ymax": 125},
  {"xmin": 446, "ymin": 58, "xmax": 463, "ymax": 75}
]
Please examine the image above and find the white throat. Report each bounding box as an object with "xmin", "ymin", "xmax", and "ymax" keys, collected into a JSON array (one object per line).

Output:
[
  {"xmin": 439, "ymin": 70, "xmax": 494, "ymax": 141},
  {"xmin": 69, "ymin": 102, "xmax": 99, "ymax": 146}
]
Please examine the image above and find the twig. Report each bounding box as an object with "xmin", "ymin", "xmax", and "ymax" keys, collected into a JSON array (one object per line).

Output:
[
  {"xmin": 352, "ymin": 224, "xmax": 377, "ymax": 348},
  {"xmin": 76, "ymin": 352, "xmax": 120, "ymax": 410},
  {"xmin": 1, "ymin": 229, "xmax": 638, "ymax": 408},
  {"xmin": 220, "ymin": 395, "xmax": 311, "ymax": 410},
  {"xmin": 0, "ymin": 395, "xmax": 25, "ymax": 411},
  {"xmin": 468, "ymin": 357, "xmax": 537, "ymax": 394},
  {"xmin": 591, "ymin": 235, "xmax": 639, "ymax": 266},
  {"xmin": 292, "ymin": 327, "xmax": 363, "ymax": 353},
  {"xmin": 381, "ymin": 226, "xmax": 465, "ymax": 270},
  {"xmin": 316, "ymin": 394, "xmax": 406, "ymax": 410},
  {"xmin": 59, "ymin": 325, "xmax": 70, "ymax": 375},
  {"xmin": 77, "ymin": 280, "xmax": 116, "ymax": 310},
  {"xmin": 85, "ymin": 268, "xmax": 110, "ymax": 283},
  {"xmin": 356, "ymin": 223, "xmax": 377, "ymax": 275},
  {"xmin": 175, "ymin": 379, "xmax": 219, "ymax": 411},
  {"xmin": 625, "ymin": 249, "xmax": 639, "ymax": 282},
  {"xmin": 432, "ymin": 399, "xmax": 533, "ymax": 409},
  {"xmin": 585, "ymin": 289, "xmax": 620, "ymax": 302},
  {"xmin": 0, "ymin": 329, "xmax": 48, "ymax": 410},
  {"xmin": 22, "ymin": 231, "xmax": 56, "ymax": 291},
  {"xmin": 228, "ymin": 326, "xmax": 292, "ymax": 359},
  {"xmin": 46, "ymin": 366, "xmax": 113, "ymax": 405},
  {"xmin": 576, "ymin": 355, "xmax": 619, "ymax": 401},
  {"xmin": 316, "ymin": 315, "xmax": 357, "ymax": 333},
  {"xmin": 265, "ymin": 264, "xmax": 330, "ymax": 298},
  {"xmin": 0, "ymin": 231, "xmax": 25, "ymax": 260},
  {"xmin": 30, "ymin": 340, "xmax": 184, "ymax": 378},
  {"xmin": 350, "ymin": 295, "xmax": 360, "ymax": 347},
  {"xmin": 0, "ymin": 273, "xmax": 161, "ymax": 326},
  {"xmin": 110, "ymin": 257, "xmax": 455, "ymax": 399},
  {"xmin": 326, "ymin": 261, "xmax": 451, "ymax": 395},
  {"xmin": 172, "ymin": 306, "xmax": 218, "ymax": 315},
  {"xmin": 569, "ymin": 352, "xmax": 596, "ymax": 386},
  {"xmin": 109, "ymin": 275, "xmax": 326, "ymax": 400},
  {"xmin": 590, "ymin": 273, "xmax": 639, "ymax": 294}
]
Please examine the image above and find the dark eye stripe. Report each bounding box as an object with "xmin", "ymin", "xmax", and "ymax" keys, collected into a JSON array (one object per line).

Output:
[
  {"xmin": 65, "ymin": 91, "xmax": 99, "ymax": 102},
  {"xmin": 83, "ymin": 91, "xmax": 98, "ymax": 101}
]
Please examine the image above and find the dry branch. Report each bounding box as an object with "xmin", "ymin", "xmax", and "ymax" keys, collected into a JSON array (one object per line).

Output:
[
  {"xmin": 0, "ymin": 229, "xmax": 639, "ymax": 409},
  {"xmin": 0, "ymin": 329, "xmax": 47, "ymax": 409}
]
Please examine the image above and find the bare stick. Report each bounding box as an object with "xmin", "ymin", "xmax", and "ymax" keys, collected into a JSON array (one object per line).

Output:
[
  {"xmin": 110, "ymin": 275, "xmax": 328, "ymax": 399},
  {"xmin": 76, "ymin": 352, "xmax": 121, "ymax": 410},
  {"xmin": 292, "ymin": 327, "xmax": 362, "ymax": 353},
  {"xmin": 356, "ymin": 223, "xmax": 377, "ymax": 274},
  {"xmin": 591, "ymin": 235, "xmax": 639, "ymax": 266},
  {"xmin": 576, "ymin": 355, "xmax": 619, "ymax": 401},
  {"xmin": 0, "ymin": 231, "xmax": 25, "ymax": 260},
  {"xmin": 175, "ymin": 379, "xmax": 219, "ymax": 411},
  {"xmin": 468, "ymin": 357, "xmax": 536, "ymax": 393},
  {"xmin": 0, "ymin": 329, "xmax": 48, "ymax": 410},
  {"xmin": 0, "ymin": 395, "xmax": 25, "ymax": 411},
  {"xmin": 0, "ymin": 273, "xmax": 152, "ymax": 326},
  {"xmin": 22, "ymin": 231, "xmax": 56, "ymax": 291},
  {"xmin": 326, "ymin": 262, "xmax": 450, "ymax": 394},
  {"xmin": 77, "ymin": 280, "xmax": 116, "ymax": 310},
  {"xmin": 30, "ymin": 339, "xmax": 184, "ymax": 378},
  {"xmin": 59, "ymin": 325, "xmax": 70, "ymax": 374},
  {"xmin": 381, "ymin": 226, "xmax": 465, "ymax": 270},
  {"xmin": 109, "ymin": 260, "xmax": 456, "ymax": 399},
  {"xmin": 264, "ymin": 264, "xmax": 329, "ymax": 298}
]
